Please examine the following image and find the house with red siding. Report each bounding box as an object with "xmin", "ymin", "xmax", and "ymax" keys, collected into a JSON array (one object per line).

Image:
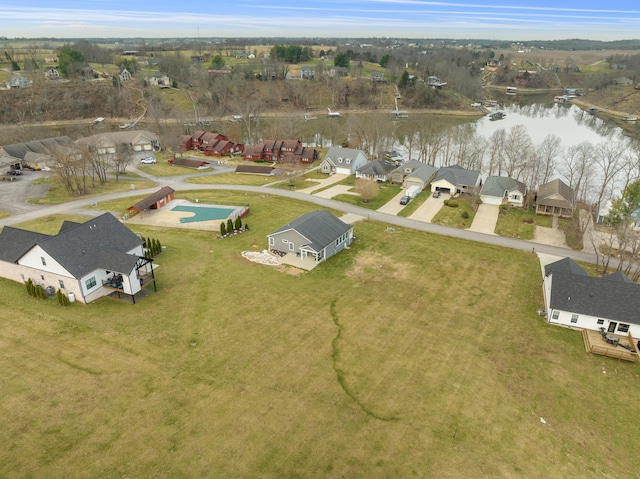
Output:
[{"xmin": 243, "ymin": 140, "xmax": 318, "ymax": 164}]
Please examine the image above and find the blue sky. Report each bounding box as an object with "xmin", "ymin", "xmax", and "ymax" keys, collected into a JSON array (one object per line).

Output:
[{"xmin": 2, "ymin": 1, "xmax": 640, "ymax": 40}]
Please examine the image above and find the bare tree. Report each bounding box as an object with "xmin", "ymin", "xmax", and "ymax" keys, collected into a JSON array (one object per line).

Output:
[
  {"xmin": 503, "ymin": 124, "xmax": 532, "ymax": 180},
  {"xmin": 537, "ymin": 134, "xmax": 562, "ymax": 187},
  {"xmin": 593, "ymin": 141, "xmax": 626, "ymax": 212},
  {"xmin": 355, "ymin": 178, "xmax": 379, "ymax": 203},
  {"xmin": 562, "ymin": 141, "xmax": 594, "ymax": 202},
  {"xmin": 487, "ymin": 128, "xmax": 506, "ymax": 176},
  {"xmin": 113, "ymin": 143, "xmax": 134, "ymax": 180}
]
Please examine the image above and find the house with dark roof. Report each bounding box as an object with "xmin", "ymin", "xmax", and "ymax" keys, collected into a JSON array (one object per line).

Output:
[
  {"xmin": 430, "ymin": 165, "xmax": 480, "ymax": 195},
  {"xmin": 267, "ymin": 210, "xmax": 354, "ymax": 265},
  {"xmin": 0, "ymin": 136, "xmax": 73, "ymax": 170},
  {"xmin": 542, "ymin": 257, "xmax": 640, "ymax": 341},
  {"xmin": 75, "ymin": 130, "xmax": 159, "ymax": 161},
  {"xmin": 0, "ymin": 213, "xmax": 156, "ymax": 304},
  {"xmin": 536, "ymin": 178, "xmax": 574, "ymax": 218},
  {"xmin": 356, "ymin": 159, "xmax": 396, "ymax": 182},
  {"xmin": 241, "ymin": 140, "xmax": 317, "ymax": 164},
  {"xmin": 480, "ymin": 176, "xmax": 528, "ymax": 206}
]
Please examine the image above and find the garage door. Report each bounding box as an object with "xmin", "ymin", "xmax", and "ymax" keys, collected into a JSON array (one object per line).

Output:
[{"xmin": 480, "ymin": 195, "xmax": 502, "ymax": 205}]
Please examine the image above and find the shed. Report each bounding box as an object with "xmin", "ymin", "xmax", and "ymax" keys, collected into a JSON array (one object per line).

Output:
[{"xmin": 127, "ymin": 186, "xmax": 175, "ymax": 216}]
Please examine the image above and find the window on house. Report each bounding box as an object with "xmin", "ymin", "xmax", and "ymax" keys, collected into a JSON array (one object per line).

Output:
[
  {"xmin": 41, "ymin": 256, "xmax": 46, "ymax": 266},
  {"xmin": 338, "ymin": 157, "xmax": 343, "ymax": 163},
  {"xmin": 85, "ymin": 277, "xmax": 97, "ymax": 289},
  {"xmin": 618, "ymin": 323, "xmax": 630, "ymax": 333},
  {"xmin": 282, "ymin": 239, "xmax": 288, "ymax": 244},
  {"xmin": 551, "ymin": 310, "xmax": 559, "ymax": 320},
  {"xmin": 597, "ymin": 319, "xmax": 604, "ymax": 325},
  {"xmin": 59, "ymin": 280, "xmax": 65, "ymax": 289},
  {"xmin": 289, "ymin": 242, "xmax": 295, "ymax": 251},
  {"xmin": 571, "ymin": 314, "xmax": 579, "ymax": 323},
  {"xmin": 269, "ymin": 237, "xmax": 274, "ymax": 246},
  {"xmin": 346, "ymin": 158, "xmax": 351, "ymax": 164},
  {"xmin": 41, "ymin": 275, "xmax": 44, "ymax": 281}
]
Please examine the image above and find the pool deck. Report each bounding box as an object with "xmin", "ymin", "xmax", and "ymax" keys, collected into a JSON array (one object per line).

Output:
[{"xmin": 125, "ymin": 199, "xmax": 244, "ymax": 231}]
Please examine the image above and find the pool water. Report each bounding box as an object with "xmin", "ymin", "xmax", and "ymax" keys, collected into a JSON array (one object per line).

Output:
[{"xmin": 172, "ymin": 205, "xmax": 235, "ymax": 223}]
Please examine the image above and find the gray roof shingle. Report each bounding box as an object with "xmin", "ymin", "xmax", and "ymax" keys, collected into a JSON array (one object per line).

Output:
[{"xmin": 269, "ymin": 210, "xmax": 353, "ymax": 252}]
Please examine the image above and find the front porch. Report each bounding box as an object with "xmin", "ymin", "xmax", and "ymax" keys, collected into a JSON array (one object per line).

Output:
[
  {"xmin": 582, "ymin": 329, "xmax": 639, "ymax": 362},
  {"xmin": 279, "ymin": 252, "xmax": 320, "ymax": 271}
]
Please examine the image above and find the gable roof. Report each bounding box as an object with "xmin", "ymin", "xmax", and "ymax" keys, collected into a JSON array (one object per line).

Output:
[
  {"xmin": 544, "ymin": 257, "xmax": 588, "ymax": 277},
  {"xmin": 481, "ymin": 176, "xmax": 527, "ymax": 197},
  {"xmin": 602, "ymin": 271, "xmax": 635, "ymax": 283},
  {"xmin": 357, "ymin": 159, "xmax": 396, "ymax": 176},
  {"xmin": 38, "ymin": 213, "xmax": 141, "ymax": 278},
  {"xmin": 538, "ymin": 178, "xmax": 574, "ymax": 209},
  {"xmin": 549, "ymin": 270, "xmax": 640, "ymax": 325},
  {"xmin": 0, "ymin": 137, "xmax": 73, "ymax": 160},
  {"xmin": 433, "ymin": 165, "xmax": 480, "ymax": 187},
  {"xmin": 324, "ymin": 147, "xmax": 367, "ymax": 162},
  {"xmin": 268, "ymin": 210, "xmax": 353, "ymax": 252},
  {"xmin": 0, "ymin": 227, "xmax": 52, "ymax": 263},
  {"xmin": 128, "ymin": 186, "xmax": 175, "ymax": 212}
]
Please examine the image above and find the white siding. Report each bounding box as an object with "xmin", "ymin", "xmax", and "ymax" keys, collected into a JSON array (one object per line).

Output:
[{"xmin": 19, "ymin": 245, "xmax": 73, "ymax": 276}]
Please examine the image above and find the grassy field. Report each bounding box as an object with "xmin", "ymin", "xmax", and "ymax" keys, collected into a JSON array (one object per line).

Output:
[
  {"xmin": 30, "ymin": 176, "xmax": 157, "ymax": 205},
  {"xmin": 431, "ymin": 195, "xmax": 477, "ymax": 228},
  {"xmin": 1, "ymin": 191, "xmax": 639, "ymax": 478},
  {"xmin": 495, "ymin": 205, "xmax": 553, "ymax": 240}
]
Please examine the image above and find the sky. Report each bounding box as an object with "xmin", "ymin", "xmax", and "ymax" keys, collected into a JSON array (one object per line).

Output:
[{"xmin": 2, "ymin": 0, "xmax": 640, "ymax": 41}]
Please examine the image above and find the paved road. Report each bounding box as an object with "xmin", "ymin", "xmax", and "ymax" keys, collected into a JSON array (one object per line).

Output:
[{"xmin": 0, "ymin": 168, "xmax": 604, "ymax": 266}]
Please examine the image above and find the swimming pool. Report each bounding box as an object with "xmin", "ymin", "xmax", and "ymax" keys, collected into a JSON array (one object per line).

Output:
[{"xmin": 172, "ymin": 205, "xmax": 236, "ymax": 223}]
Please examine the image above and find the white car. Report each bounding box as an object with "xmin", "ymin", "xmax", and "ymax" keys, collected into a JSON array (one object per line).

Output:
[{"xmin": 140, "ymin": 157, "xmax": 157, "ymax": 164}]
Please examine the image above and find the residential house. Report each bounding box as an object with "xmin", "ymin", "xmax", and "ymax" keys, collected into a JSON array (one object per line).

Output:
[
  {"xmin": 542, "ymin": 257, "xmax": 640, "ymax": 343},
  {"xmin": 7, "ymin": 74, "xmax": 32, "ymax": 89},
  {"xmin": 76, "ymin": 130, "xmax": 160, "ymax": 161},
  {"xmin": 44, "ymin": 66, "xmax": 60, "ymax": 80},
  {"xmin": 371, "ymin": 71, "xmax": 385, "ymax": 82},
  {"xmin": 430, "ymin": 165, "xmax": 480, "ymax": 194},
  {"xmin": 242, "ymin": 140, "xmax": 317, "ymax": 163},
  {"xmin": 0, "ymin": 137, "xmax": 74, "ymax": 170},
  {"xmin": 480, "ymin": 176, "xmax": 528, "ymax": 206},
  {"xmin": 390, "ymin": 159, "xmax": 437, "ymax": 190},
  {"xmin": 356, "ymin": 159, "xmax": 396, "ymax": 182},
  {"xmin": 118, "ymin": 68, "xmax": 132, "ymax": 82},
  {"xmin": 0, "ymin": 213, "xmax": 156, "ymax": 304},
  {"xmin": 267, "ymin": 210, "xmax": 354, "ymax": 265},
  {"xmin": 147, "ymin": 74, "xmax": 171, "ymax": 88},
  {"xmin": 320, "ymin": 147, "xmax": 368, "ymax": 175},
  {"xmin": 536, "ymin": 178, "xmax": 575, "ymax": 218},
  {"xmin": 426, "ymin": 76, "xmax": 447, "ymax": 88},
  {"xmin": 301, "ymin": 66, "xmax": 315, "ymax": 80},
  {"xmin": 235, "ymin": 52, "xmax": 255, "ymax": 59}
]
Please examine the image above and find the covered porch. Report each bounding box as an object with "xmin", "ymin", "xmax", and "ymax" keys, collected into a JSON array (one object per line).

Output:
[{"xmin": 101, "ymin": 257, "xmax": 157, "ymax": 303}]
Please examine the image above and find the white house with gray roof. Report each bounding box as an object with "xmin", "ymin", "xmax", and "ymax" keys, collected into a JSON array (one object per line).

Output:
[
  {"xmin": 320, "ymin": 147, "xmax": 368, "ymax": 175},
  {"xmin": 480, "ymin": 176, "xmax": 528, "ymax": 206},
  {"xmin": 431, "ymin": 165, "xmax": 480, "ymax": 195},
  {"xmin": 0, "ymin": 213, "xmax": 156, "ymax": 304},
  {"xmin": 75, "ymin": 130, "xmax": 160, "ymax": 161},
  {"xmin": 543, "ymin": 257, "xmax": 640, "ymax": 344},
  {"xmin": 267, "ymin": 210, "xmax": 354, "ymax": 265}
]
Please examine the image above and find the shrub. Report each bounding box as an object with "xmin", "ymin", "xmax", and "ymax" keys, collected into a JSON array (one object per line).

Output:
[
  {"xmin": 227, "ymin": 218, "xmax": 234, "ymax": 233},
  {"xmin": 444, "ymin": 199, "xmax": 459, "ymax": 207},
  {"xmin": 235, "ymin": 216, "xmax": 242, "ymax": 230},
  {"xmin": 220, "ymin": 222, "xmax": 227, "ymax": 236},
  {"xmin": 461, "ymin": 211, "xmax": 470, "ymax": 219}
]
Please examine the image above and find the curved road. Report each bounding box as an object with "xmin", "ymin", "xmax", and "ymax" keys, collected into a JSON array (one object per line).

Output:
[{"xmin": 0, "ymin": 166, "xmax": 602, "ymax": 266}]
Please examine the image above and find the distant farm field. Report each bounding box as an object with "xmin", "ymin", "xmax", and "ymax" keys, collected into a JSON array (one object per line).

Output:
[{"xmin": 1, "ymin": 192, "xmax": 639, "ymax": 478}]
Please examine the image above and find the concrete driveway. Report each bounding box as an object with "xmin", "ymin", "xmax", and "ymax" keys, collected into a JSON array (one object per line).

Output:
[
  {"xmin": 313, "ymin": 184, "xmax": 358, "ymax": 199},
  {"xmin": 376, "ymin": 189, "xmax": 408, "ymax": 215},
  {"xmin": 469, "ymin": 203, "xmax": 499, "ymax": 235},
  {"xmin": 408, "ymin": 192, "xmax": 448, "ymax": 223},
  {"xmin": 297, "ymin": 173, "xmax": 348, "ymax": 194}
]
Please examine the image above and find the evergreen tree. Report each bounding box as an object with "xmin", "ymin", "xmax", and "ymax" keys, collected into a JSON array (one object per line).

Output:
[
  {"xmin": 220, "ymin": 222, "xmax": 227, "ymax": 236},
  {"xmin": 227, "ymin": 218, "xmax": 234, "ymax": 233},
  {"xmin": 235, "ymin": 216, "xmax": 242, "ymax": 230}
]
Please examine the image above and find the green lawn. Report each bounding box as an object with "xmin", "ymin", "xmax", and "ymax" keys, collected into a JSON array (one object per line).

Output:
[
  {"xmin": 187, "ymin": 172, "xmax": 278, "ymax": 186},
  {"xmin": 1, "ymin": 192, "xmax": 639, "ymax": 478},
  {"xmin": 29, "ymin": 176, "xmax": 157, "ymax": 205},
  {"xmin": 495, "ymin": 205, "xmax": 553, "ymax": 240},
  {"xmin": 431, "ymin": 195, "xmax": 477, "ymax": 228},
  {"xmin": 332, "ymin": 183, "xmax": 402, "ymax": 210},
  {"xmin": 0, "ymin": 209, "xmax": 10, "ymax": 220},
  {"xmin": 139, "ymin": 162, "xmax": 206, "ymax": 177}
]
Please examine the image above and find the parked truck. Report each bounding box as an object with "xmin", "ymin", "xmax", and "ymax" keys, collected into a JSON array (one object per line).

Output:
[{"xmin": 400, "ymin": 185, "xmax": 421, "ymax": 205}]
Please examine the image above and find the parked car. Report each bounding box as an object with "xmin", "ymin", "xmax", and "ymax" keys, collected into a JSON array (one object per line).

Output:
[
  {"xmin": 6, "ymin": 169, "xmax": 22, "ymax": 176},
  {"xmin": 399, "ymin": 195, "xmax": 410, "ymax": 205},
  {"xmin": 140, "ymin": 157, "xmax": 157, "ymax": 164},
  {"xmin": 433, "ymin": 190, "xmax": 441, "ymax": 198}
]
